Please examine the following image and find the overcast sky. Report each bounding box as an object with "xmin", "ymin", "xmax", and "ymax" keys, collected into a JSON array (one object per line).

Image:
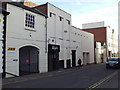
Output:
[{"xmin": 29, "ymin": 0, "xmax": 119, "ymax": 33}]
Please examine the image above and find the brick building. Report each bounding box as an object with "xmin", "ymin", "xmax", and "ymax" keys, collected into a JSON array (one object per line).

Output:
[{"xmin": 82, "ymin": 21, "xmax": 118, "ymax": 63}]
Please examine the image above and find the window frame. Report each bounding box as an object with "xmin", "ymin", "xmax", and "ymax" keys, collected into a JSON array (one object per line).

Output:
[
  {"xmin": 24, "ymin": 11, "xmax": 36, "ymax": 31},
  {"xmin": 66, "ymin": 19, "xmax": 70, "ymax": 25},
  {"xmin": 59, "ymin": 16, "xmax": 63, "ymax": 21}
]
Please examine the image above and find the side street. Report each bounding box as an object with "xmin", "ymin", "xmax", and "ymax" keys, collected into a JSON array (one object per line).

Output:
[
  {"xmin": 0, "ymin": 0, "xmax": 119, "ymax": 89},
  {"xmin": 2, "ymin": 63, "xmax": 119, "ymax": 88}
]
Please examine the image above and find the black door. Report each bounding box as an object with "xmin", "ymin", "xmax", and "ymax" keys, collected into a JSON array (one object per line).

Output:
[
  {"xmin": 72, "ymin": 50, "xmax": 76, "ymax": 67},
  {"xmin": 19, "ymin": 46, "xmax": 39, "ymax": 75},
  {"xmin": 59, "ymin": 60, "xmax": 64, "ymax": 69},
  {"xmin": 48, "ymin": 44, "xmax": 60, "ymax": 71},
  {"xmin": 48, "ymin": 52, "xmax": 59, "ymax": 71},
  {"xmin": 66, "ymin": 59, "xmax": 71, "ymax": 68}
]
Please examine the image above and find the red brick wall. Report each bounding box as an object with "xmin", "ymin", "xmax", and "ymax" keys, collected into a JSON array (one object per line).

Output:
[
  {"xmin": 35, "ymin": 3, "xmax": 48, "ymax": 16},
  {"xmin": 83, "ymin": 27, "xmax": 107, "ymax": 45}
]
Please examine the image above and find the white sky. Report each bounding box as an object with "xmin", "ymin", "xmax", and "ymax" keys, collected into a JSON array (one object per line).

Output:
[{"xmin": 29, "ymin": 0, "xmax": 119, "ymax": 34}]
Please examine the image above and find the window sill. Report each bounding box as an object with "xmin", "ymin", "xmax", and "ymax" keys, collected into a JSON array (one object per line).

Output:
[{"xmin": 25, "ymin": 27, "xmax": 36, "ymax": 32}]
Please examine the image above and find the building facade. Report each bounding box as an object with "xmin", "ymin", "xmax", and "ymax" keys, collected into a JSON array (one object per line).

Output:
[
  {"xmin": 3, "ymin": 2, "xmax": 48, "ymax": 77},
  {"xmin": 71, "ymin": 26, "xmax": 94, "ymax": 66},
  {"xmin": 82, "ymin": 21, "xmax": 118, "ymax": 63},
  {"xmin": 35, "ymin": 2, "xmax": 94, "ymax": 70},
  {"xmin": 2, "ymin": 2, "xmax": 95, "ymax": 78},
  {"xmin": 35, "ymin": 2, "xmax": 71, "ymax": 70}
]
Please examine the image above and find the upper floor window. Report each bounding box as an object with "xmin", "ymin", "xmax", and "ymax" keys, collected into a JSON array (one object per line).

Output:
[
  {"xmin": 50, "ymin": 12, "xmax": 56, "ymax": 17},
  {"xmin": 68, "ymin": 20, "xmax": 70, "ymax": 25},
  {"xmin": 50, "ymin": 12, "xmax": 52, "ymax": 17},
  {"xmin": 59, "ymin": 16, "xmax": 63, "ymax": 21},
  {"xmin": 66, "ymin": 19, "xmax": 70, "ymax": 25},
  {"xmin": 25, "ymin": 13, "xmax": 35, "ymax": 29}
]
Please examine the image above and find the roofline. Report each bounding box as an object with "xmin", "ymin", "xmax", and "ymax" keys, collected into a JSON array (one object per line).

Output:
[
  {"xmin": 6, "ymin": 2, "xmax": 47, "ymax": 18},
  {"xmin": 34, "ymin": 8, "xmax": 48, "ymax": 18},
  {"xmin": 72, "ymin": 26, "xmax": 94, "ymax": 35},
  {"xmin": 82, "ymin": 26, "xmax": 107, "ymax": 30},
  {"xmin": 35, "ymin": 2, "xmax": 71, "ymax": 16},
  {"xmin": 0, "ymin": 7, "xmax": 10, "ymax": 15},
  {"xmin": 34, "ymin": 3, "xmax": 47, "ymax": 8},
  {"xmin": 46, "ymin": 2, "xmax": 71, "ymax": 16},
  {"xmin": 82, "ymin": 21, "xmax": 104, "ymax": 25},
  {"xmin": 72, "ymin": 26, "xmax": 82, "ymax": 31}
]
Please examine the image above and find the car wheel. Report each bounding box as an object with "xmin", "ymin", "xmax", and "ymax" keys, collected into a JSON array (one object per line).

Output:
[{"xmin": 106, "ymin": 66, "xmax": 109, "ymax": 69}]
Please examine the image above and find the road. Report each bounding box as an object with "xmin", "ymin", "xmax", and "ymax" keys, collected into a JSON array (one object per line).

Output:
[{"xmin": 2, "ymin": 63, "xmax": 119, "ymax": 89}]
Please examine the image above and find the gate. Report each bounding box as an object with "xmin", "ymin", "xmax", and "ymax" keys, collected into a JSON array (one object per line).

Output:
[{"xmin": 19, "ymin": 46, "xmax": 39, "ymax": 75}]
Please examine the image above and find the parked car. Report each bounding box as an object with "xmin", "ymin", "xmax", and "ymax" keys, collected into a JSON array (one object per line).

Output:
[{"xmin": 106, "ymin": 57, "xmax": 120, "ymax": 68}]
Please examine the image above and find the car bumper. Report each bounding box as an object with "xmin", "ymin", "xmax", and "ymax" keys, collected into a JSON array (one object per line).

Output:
[{"xmin": 106, "ymin": 64, "xmax": 120, "ymax": 68}]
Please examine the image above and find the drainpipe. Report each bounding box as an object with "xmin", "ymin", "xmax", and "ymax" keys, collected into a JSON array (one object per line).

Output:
[{"xmin": 45, "ymin": 17, "xmax": 47, "ymax": 53}]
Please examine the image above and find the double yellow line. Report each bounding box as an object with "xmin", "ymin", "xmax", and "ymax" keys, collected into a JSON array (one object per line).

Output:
[{"xmin": 86, "ymin": 70, "xmax": 118, "ymax": 89}]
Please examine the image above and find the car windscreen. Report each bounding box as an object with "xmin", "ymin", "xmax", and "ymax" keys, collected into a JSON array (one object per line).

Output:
[{"xmin": 108, "ymin": 58, "xmax": 118, "ymax": 61}]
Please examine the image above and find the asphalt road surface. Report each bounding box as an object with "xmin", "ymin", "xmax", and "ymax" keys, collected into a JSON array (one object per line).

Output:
[{"xmin": 2, "ymin": 63, "xmax": 119, "ymax": 89}]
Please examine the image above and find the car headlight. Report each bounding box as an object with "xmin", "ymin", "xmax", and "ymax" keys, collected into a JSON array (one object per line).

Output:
[
  {"xmin": 106, "ymin": 62, "xmax": 108, "ymax": 64},
  {"xmin": 115, "ymin": 62, "xmax": 118, "ymax": 64}
]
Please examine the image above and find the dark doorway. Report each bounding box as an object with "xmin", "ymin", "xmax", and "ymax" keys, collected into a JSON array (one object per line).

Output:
[
  {"xmin": 19, "ymin": 46, "xmax": 39, "ymax": 76},
  {"xmin": 72, "ymin": 50, "xmax": 76, "ymax": 67},
  {"xmin": 67, "ymin": 59, "xmax": 71, "ymax": 68},
  {"xmin": 48, "ymin": 44, "xmax": 60, "ymax": 71},
  {"xmin": 59, "ymin": 60, "xmax": 64, "ymax": 69}
]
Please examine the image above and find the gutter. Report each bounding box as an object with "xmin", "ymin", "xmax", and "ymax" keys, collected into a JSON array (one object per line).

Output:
[{"xmin": 45, "ymin": 17, "xmax": 47, "ymax": 53}]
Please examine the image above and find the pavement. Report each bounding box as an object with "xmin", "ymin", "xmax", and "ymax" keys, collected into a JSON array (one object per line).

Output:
[{"xmin": 2, "ymin": 63, "xmax": 104, "ymax": 85}]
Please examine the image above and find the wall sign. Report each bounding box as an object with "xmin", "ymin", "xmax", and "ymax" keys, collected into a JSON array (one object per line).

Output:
[
  {"xmin": 8, "ymin": 47, "xmax": 16, "ymax": 52},
  {"xmin": 52, "ymin": 46, "xmax": 58, "ymax": 50},
  {"xmin": 48, "ymin": 44, "xmax": 60, "ymax": 52}
]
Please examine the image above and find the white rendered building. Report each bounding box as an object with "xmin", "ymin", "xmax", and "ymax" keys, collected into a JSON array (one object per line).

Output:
[
  {"xmin": 35, "ymin": 2, "xmax": 94, "ymax": 69},
  {"xmin": 4, "ymin": 2, "xmax": 48, "ymax": 77}
]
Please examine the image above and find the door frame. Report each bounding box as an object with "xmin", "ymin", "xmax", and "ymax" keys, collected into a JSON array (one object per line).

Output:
[{"xmin": 19, "ymin": 45, "xmax": 39, "ymax": 76}]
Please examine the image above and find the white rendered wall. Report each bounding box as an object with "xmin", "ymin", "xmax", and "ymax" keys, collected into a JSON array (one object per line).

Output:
[
  {"xmin": 47, "ymin": 3, "xmax": 71, "ymax": 68},
  {"xmin": 6, "ymin": 4, "xmax": 47, "ymax": 77},
  {"xmin": 71, "ymin": 26, "xmax": 94, "ymax": 66},
  {"xmin": 82, "ymin": 21, "xmax": 104, "ymax": 29}
]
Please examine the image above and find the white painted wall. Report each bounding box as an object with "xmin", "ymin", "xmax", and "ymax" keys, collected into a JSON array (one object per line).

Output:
[
  {"xmin": 107, "ymin": 26, "xmax": 118, "ymax": 57},
  {"xmin": 82, "ymin": 21, "xmax": 104, "ymax": 29},
  {"xmin": 0, "ymin": 13, "xmax": 3, "ymax": 74},
  {"xmin": 47, "ymin": 3, "xmax": 94, "ymax": 67},
  {"xmin": 47, "ymin": 3, "xmax": 71, "ymax": 68},
  {"xmin": 71, "ymin": 26, "xmax": 94, "ymax": 66},
  {"xmin": 5, "ymin": 2, "xmax": 95, "ymax": 78},
  {"xmin": 6, "ymin": 3, "xmax": 47, "ymax": 77}
]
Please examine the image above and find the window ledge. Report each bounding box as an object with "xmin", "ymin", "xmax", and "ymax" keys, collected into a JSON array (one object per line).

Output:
[{"xmin": 25, "ymin": 27, "xmax": 36, "ymax": 32}]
